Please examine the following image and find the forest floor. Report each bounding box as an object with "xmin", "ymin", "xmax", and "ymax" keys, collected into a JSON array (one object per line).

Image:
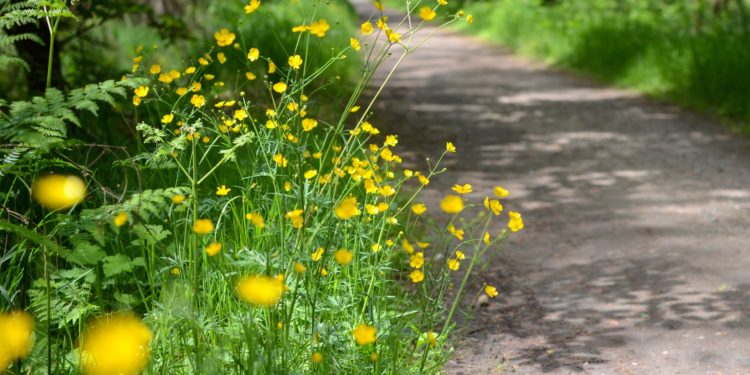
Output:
[{"xmin": 353, "ymin": 1, "xmax": 750, "ymax": 373}]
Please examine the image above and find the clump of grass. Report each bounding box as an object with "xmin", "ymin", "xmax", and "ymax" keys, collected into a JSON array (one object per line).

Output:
[
  {"xmin": 456, "ymin": 0, "xmax": 750, "ymax": 130},
  {"xmin": 0, "ymin": 1, "xmax": 520, "ymax": 374}
]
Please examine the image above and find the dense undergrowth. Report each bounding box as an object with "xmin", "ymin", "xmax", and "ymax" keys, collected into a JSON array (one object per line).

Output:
[
  {"xmin": 453, "ymin": 0, "xmax": 750, "ymax": 131},
  {"xmin": 0, "ymin": 0, "xmax": 519, "ymax": 374}
]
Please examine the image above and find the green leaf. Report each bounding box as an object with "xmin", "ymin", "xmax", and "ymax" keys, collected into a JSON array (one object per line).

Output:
[{"xmin": 102, "ymin": 254, "xmax": 133, "ymax": 278}]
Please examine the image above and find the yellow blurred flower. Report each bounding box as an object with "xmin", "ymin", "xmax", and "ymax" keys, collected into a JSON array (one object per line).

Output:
[
  {"xmin": 32, "ymin": 174, "xmax": 86, "ymax": 210},
  {"xmin": 494, "ymin": 186, "xmax": 509, "ymax": 198},
  {"xmin": 483, "ymin": 231, "xmax": 490, "ymax": 245},
  {"xmin": 217, "ymin": 52, "xmax": 227, "ymax": 64},
  {"xmin": 205, "ymin": 242, "xmax": 222, "ymax": 256},
  {"xmin": 134, "ymin": 86, "xmax": 149, "ymax": 97},
  {"xmin": 286, "ymin": 209, "xmax": 304, "ymax": 229},
  {"xmin": 294, "ymin": 262, "xmax": 307, "ymax": 273},
  {"xmin": 448, "ymin": 224, "xmax": 464, "ymax": 240},
  {"xmin": 440, "ymin": 194, "xmax": 464, "ymax": 214},
  {"xmin": 409, "ymin": 269, "xmax": 424, "ymax": 283},
  {"xmin": 447, "ymin": 258, "xmax": 460, "ymax": 271},
  {"xmin": 334, "ymin": 248, "xmax": 353, "ymax": 265},
  {"xmin": 190, "ymin": 94, "xmax": 205, "ymax": 107},
  {"xmin": 352, "ymin": 323, "xmax": 377, "ymax": 345},
  {"xmin": 361, "ymin": 21, "xmax": 374, "ymax": 35},
  {"xmin": 311, "ymin": 352, "xmax": 323, "ymax": 364},
  {"xmin": 508, "ymin": 211, "xmax": 524, "ymax": 232},
  {"xmin": 304, "ymin": 170, "xmax": 318, "ymax": 180},
  {"xmin": 0, "ymin": 310, "xmax": 34, "ymax": 370},
  {"xmin": 245, "ymin": 212, "xmax": 264, "ymax": 228},
  {"xmin": 273, "ymin": 153, "xmax": 288, "ymax": 167},
  {"xmin": 409, "ymin": 252, "xmax": 424, "ymax": 268},
  {"xmin": 79, "ymin": 313, "xmax": 152, "ymax": 375},
  {"xmin": 308, "ymin": 19, "xmax": 330, "ymax": 37},
  {"xmin": 350, "ymin": 37, "xmax": 361, "ymax": 51},
  {"xmin": 149, "ymin": 64, "xmax": 161, "ymax": 74},
  {"xmin": 451, "ymin": 183, "xmax": 472, "ymax": 195},
  {"xmin": 236, "ymin": 275, "xmax": 284, "ymax": 307},
  {"xmin": 244, "ymin": 0, "xmax": 261, "ymax": 13},
  {"xmin": 419, "ymin": 6, "xmax": 436, "ymax": 21},
  {"xmin": 161, "ymin": 113, "xmax": 174, "ymax": 124},
  {"xmin": 214, "ymin": 28, "xmax": 236, "ymax": 47},
  {"xmin": 216, "ymin": 185, "xmax": 231, "ymax": 196},
  {"xmin": 411, "ymin": 203, "xmax": 427, "ymax": 216},
  {"xmin": 192, "ymin": 219, "xmax": 214, "ymax": 234},
  {"xmin": 301, "ymin": 118, "xmax": 318, "ymax": 131},
  {"xmin": 485, "ymin": 285, "xmax": 498, "ymax": 298},
  {"xmin": 245, "ymin": 72, "xmax": 256, "ymax": 80},
  {"xmin": 288, "ymin": 54, "xmax": 302, "ymax": 70},
  {"xmin": 114, "ymin": 211, "xmax": 128, "ymax": 227},
  {"xmin": 311, "ymin": 247, "xmax": 324, "ymax": 262},
  {"xmin": 446, "ymin": 142, "xmax": 456, "ymax": 153},
  {"xmin": 272, "ymin": 82, "xmax": 287, "ymax": 93},
  {"xmin": 334, "ymin": 197, "xmax": 361, "ymax": 220},
  {"xmin": 172, "ymin": 194, "xmax": 185, "ymax": 204}
]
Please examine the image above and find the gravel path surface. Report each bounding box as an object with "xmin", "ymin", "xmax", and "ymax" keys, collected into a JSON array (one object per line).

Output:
[{"xmin": 353, "ymin": 1, "xmax": 750, "ymax": 373}]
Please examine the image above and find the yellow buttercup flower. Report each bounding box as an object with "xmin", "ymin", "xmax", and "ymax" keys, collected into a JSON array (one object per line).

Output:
[
  {"xmin": 301, "ymin": 118, "xmax": 318, "ymax": 131},
  {"xmin": 214, "ymin": 28, "xmax": 236, "ymax": 47},
  {"xmin": 288, "ymin": 54, "xmax": 302, "ymax": 70},
  {"xmin": 205, "ymin": 242, "xmax": 222, "ymax": 256},
  {"xmin": 216, "ymin": 185, "xmax": 231, "ymax": 196},
  {"xmin": 334, "ymin": 248, "xmax": 353, "ymax": 265},
  {"xmin": 244, "ymin": 0, "xmax": 261, "ymax": 13},
  {"xmin": 350, "ymin": 37, "xmax": 361, "ymax": 51},
  {"xmin": 293, "ymin": 262, "xmax": 306, "ymax": 273},
  {"xmin": 335, "ymin": 197, "xmax": 361, "ymax": 220},
  {"xmin": 455, "ymin": 250, "xmax": 465, "ymax": 260},
  {"xmin": 149, "ymin": 64, "xmax": 161, "ymax": 74},
  {"xmin": 409, "ymin": 269, "xmax": 424, "ymax": 283},
  {"xmin": 247, "ymin": 48, "xmax": 259, "ymax": 61},
  {"xmin": 419, "ymin": 6, "xmax": 436, "ymax": 21},
  {"xmin": 386, "ymin": 28, "xmax": 401, "ymax": 43},
  {"xmin": 0, "ymin": 310, "xmax": 34, "ymax": 370},
  {"xmin": 304, "ymin": 170, "xmax": 318, "ymax": 180},
  {"xmin": 245, "ymin": 72, "xmax": 256, "ymax": 80},
  {"xmin": 236, "ymin": 275, "xmax": 284, "ymax": 307},
  {"xmin": 190, "ymin": 94, "xmax": 205, "ymax": 108},
  {"xmin": 172, "ymin": 194, "xmax": 185, "ymax": 204},
  {"xmin": 273, "ymin": 153, "xmax": 288, "ymax": 167},
  {"xmin": 268, "ymin": 60, "xmax": 276, "ymax": 73},
  {"xmin": 409, "ymin": 252, "xmax": 424, "ymax": 268},
  {"xmin": 448, "ymin": 224, "xmax": 464, "ymax": 240},
  {"xmin": 483, "ymin": 231, "xmax": 490, "ymax": 245},
  {"xmin": 508, "ymin": 211, "xmax": 524, "ymax": 232},
  {"xmin": 485, "ymin": 285, "xmax": 498, "ymax": 298},
  {"xmin": 411, "ymin": 203, "xmax": 427, "ymax": 216},
  {"xmin": 161, "ymin": 113, "xmax": 174, "ymax": 124},
  {"xmin": 311, "ymin": 352, "xmax": 323, "ymax": 364},
  {"xmin": 285, "ymin": 209, "xmax": 304, "ymax": 229},
  {"xmin": 311, "ymin": 247, "xmax": 324, "ymax": 262},
  {"xmin": 134, "ymin": 86, "xmax": 149, "ymax": 97},
  {"xmin": 401, "ymin": 239, "xmax": 415, "ymax": 254},
  {"xmin": 426, "ymin": 332, "xmax": 438, "ymax": 347},
  {"xmin": 467, "ymin": 14, "xmax": 473, "ymax": 23},
  {"xmin": 494, "ymin": 186, "xmax": 509, "ymax": 198},
  {"xmin": 32, "ymin": 174, "xmax": 86, "ymax": 210},
  {"xmin": 440, "ymin": 194, "xmax": 464, "ymax": 214},
  {"xmin": 452, "ymin": 183, "xmax": 472, "ymax": 195},
  {"xmin": 192, "ymin": 219, "xmax": 214, "ymax": 234},
  {"xmin": 361, "ymin": 21, "xmax": 374, "ymax": 35},
  {"xmin": 308, "ymin": 19, "xmax": 330, "ymax": 37},
  {"xmin": 272, "ymin": 82, "xmax": 287, "ymax": 93},
  {"xmin": 217, "ymin": 52, "xmax": 227, "ymax": 64},
  {"xmin": 114, "ymin": 211, "xmax": 128, "ymax": 227},
  {"xmin": 79, "ymin": 313, "xmax": 152, "ymax": 375},
  {"xmin": 447, "ymin": 259, "xmax": 460, "ymax": 271},
  {"xmin": 484, "ymin": 197, "xmax": 503, "ymax": 215},
  {"xmin": 446, "ymin": 142, "xmax": 456, "ymax": 153},
  {"xmin": 245, "ymin": 212, "xmax": 265, "ymax": 228},
  {"xmin": 352, "ymin": 323, "xmax": 377, "ymax": 345}
]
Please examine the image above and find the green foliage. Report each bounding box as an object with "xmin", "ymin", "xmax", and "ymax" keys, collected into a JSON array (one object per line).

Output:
[{"xmin": 459, "ymin": 0, "xmax": 750, "ymax": 129}]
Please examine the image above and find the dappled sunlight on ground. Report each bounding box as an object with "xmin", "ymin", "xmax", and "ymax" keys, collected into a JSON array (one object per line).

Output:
[{"xmin": 353, "ymin": 1, "xmax": 750, "ymax": 371}]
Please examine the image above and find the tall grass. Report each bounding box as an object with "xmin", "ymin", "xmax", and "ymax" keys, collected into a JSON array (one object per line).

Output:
[
  {"xmin": 457, "ymin": 0, "xmax": 750, "ymax": 130},
  {"xmin": 0, "ymin": 1, "xmax": 516, "ymax": 374}
]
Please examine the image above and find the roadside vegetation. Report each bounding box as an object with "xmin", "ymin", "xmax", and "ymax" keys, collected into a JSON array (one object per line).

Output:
[
  {"xmin": 450, "ymin": 0, "xmax": 750, "ymax": 131},
  {"xmin": 0, "ymin": 0, "xmax": 517, "ymax": 374}
]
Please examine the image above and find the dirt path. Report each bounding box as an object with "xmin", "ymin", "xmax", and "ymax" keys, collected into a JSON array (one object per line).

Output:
[{"xmin": 352, "ymin": 1, "xmax": 750, "ymax": 374}]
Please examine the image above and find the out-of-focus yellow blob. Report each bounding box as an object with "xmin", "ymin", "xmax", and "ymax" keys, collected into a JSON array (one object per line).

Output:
[
  {"xmin": 80, "ymin": 313, "xmax": 152, "ymax": 375},
  {"xmin": 0, "ymin": 310, "xmax": 34, "ymax": 370},
  {"xmin": 32, "ymin": 174, "xmax": 86, "ymax": 210}
]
